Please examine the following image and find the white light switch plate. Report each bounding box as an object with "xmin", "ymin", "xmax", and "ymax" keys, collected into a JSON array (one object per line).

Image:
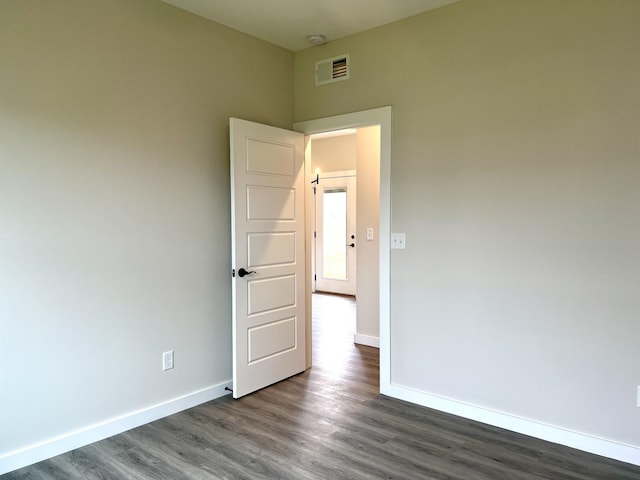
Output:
[
  {"xmin": 366, "ymin": 228, "xmax": 374, "ymax": 241},
  {"xmin": 391, "ymin": 233, "xmax": 406, "ymax": 249}
]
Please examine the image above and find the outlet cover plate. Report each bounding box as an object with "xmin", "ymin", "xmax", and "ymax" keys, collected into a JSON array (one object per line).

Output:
[
  {"xmin": 391, "ymin": 233, "xmax": 406, "ymax": 249},
  {"xmin": 163, "ymin": 350, "xmax": 174, "ymax": 371},
  {"xmin": 367, "ymin": 228, "xmax": 374, "ymax": 241}
]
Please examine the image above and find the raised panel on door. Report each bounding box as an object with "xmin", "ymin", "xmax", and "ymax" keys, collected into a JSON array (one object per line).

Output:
[
  {"xmin": 246, "ymin": 186, "xmax": 295, "ymax": 221},
  {"xmin": 247, "ymin": 274, "xmax": 296, "ymax": 316},
  {"xmin": 247, "ymin": 232, "xmax": 296, "ymax": 268},
  {"xmin": 247, "ymin": 317, "xmax": 296, "ymax": 364}
]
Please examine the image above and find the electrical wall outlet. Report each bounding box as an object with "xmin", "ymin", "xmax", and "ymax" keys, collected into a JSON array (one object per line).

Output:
[
  {"xmin": 163, "ymin": 350, "xmax": 174, "ymax": 371},
  {"xmin": 391, "ymin": 232, "xmax": 406, "ymax": 249}
]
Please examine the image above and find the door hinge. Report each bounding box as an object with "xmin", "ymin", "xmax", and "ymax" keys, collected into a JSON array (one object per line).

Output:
[
  {"xmin": 314, "ymin": 231, "xmax": 316, "ymax": 238},
  {"xmin": 314, "ymin": 274, "xmax": 316, "ymax": 281},
  {"xmin": 232, "ymin": 268, "xmax": 235, "ymax": 278}
]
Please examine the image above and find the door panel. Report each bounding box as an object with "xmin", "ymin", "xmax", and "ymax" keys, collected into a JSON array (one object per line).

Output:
[
  {"xmin": 248, "ymin": 317, "xmax": 296, "ymax": 363},
  {"xmin": 247, "ymin": 275, "xmax": 296, "ymax": 315},
  {"xmin": 246, "ymin": 186, "xmax": 295, "ymax": 220},
  {"xmin": 247, "ymin": 139, "xmax": 296, "ymax": 176},
  {"xmin": 247, "ymin": 232, "xmax": 296, "ymax": 267},
  {"xmin": 230, "ymin": 118, "xmax": 305, "ymax": 399}
]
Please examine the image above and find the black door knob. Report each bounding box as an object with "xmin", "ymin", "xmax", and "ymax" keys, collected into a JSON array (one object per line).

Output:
[
  {"xmin": 346, "ymin": 243, "xmax": 355, "ymax": 248},
  {"xmin": 238, "ymin": 268, "xmax": 256, "ymax": 278}
]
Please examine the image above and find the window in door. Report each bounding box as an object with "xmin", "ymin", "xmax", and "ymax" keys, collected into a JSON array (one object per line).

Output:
[{"xmin": 322, "ymin": 188, "xmax": 347, "ymax": 280}]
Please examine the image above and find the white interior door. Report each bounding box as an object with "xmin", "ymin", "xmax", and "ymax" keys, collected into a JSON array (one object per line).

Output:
[
  {"xmin": 315, "ymin": 171, "xmax": 356, "ymax": 296},
  {"xmin": 230, "ymin": 118, "xmax": 306, "ymax": 399}
]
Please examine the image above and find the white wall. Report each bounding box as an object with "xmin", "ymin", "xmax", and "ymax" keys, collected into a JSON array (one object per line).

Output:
[
  {"xmin": 0, "ymin": 0, "xmax": 292, "ymax": 471},
  {"xmin": 294, "ymin": 0, "xmax": 640, "ymax": 458}
]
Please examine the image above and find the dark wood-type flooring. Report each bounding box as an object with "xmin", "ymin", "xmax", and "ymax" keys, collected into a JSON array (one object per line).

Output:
[{"xmin": 5, "ymin": 293, "xmax": 640, "ymax": 479}]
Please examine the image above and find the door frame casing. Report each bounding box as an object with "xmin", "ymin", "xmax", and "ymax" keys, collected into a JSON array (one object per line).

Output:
[{"xmin": 294, "ymin": 106, "xmax": 391, "ymax": 391}]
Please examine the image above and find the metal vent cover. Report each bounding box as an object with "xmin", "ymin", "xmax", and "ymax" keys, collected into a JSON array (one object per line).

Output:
[{"xmin": 315, "ymin": 54, "xmax": 350, "ymax": 86}]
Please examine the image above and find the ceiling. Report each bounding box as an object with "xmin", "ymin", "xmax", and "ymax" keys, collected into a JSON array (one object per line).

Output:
[{"xmin": 160, "ymin": 0, "xmax": 459, "ymax": 52}]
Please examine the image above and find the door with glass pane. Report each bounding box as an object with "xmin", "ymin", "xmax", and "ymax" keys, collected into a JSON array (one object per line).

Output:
[{"xmin": 315, "ymin": 171, "xmax": 356, "ymax": 295}]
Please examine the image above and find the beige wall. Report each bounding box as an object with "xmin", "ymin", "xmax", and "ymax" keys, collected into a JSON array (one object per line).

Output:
[
  {"xmin": 0, "ymin": 0, "xmax": 292, "ymax": 457},
  {"xmin": 310, "ymin": 134, "xmax": 357, "ymax": 172},
  {"xmin": 355, "ymin": 127, "xmax": 381, "ymax": 341},
  {"xmin": 295, "ymin": 0, "xmax": 640, "ymax": 447}
]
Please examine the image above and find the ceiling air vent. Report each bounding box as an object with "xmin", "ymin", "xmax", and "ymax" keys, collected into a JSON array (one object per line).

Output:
[{"xmin": 315, "ymin": 54, "xmax": 350, "ymax": 86}]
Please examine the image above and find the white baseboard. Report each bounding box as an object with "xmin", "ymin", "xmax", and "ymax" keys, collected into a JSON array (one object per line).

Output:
[
  {"xmin": 381, "ymin": 382, "xmax": 640, "ymax": 467},
  {"xmin": 354, "ymin": 333, "xmax": 380, "ymax": 348},
  {"xmin": 0, "ymin": 380, "xmax": 232, "ymax": 475}
]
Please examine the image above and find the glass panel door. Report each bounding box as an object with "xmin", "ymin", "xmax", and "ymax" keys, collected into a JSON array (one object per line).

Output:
[{"xmin": 314, "ymin": 171, "xmax": 356, "ymax": 296}]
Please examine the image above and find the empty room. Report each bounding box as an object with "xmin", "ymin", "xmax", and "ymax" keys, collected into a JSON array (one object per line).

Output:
[{"xmin": 1, "ymin": 0, "xmax": 639, "ymax": 478}]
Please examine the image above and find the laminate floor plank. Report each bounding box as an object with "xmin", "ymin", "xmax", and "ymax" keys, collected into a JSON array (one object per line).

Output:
[
  {"xmin": 4, "ymin": 293, "xmax": 639, "ymax": 479},
  {"xmin": 190, "ymin": 399, "xmax": 385, "ymax": 480},
  {"xmin": 128, "ymin": 423, "xmax": 253, "ymax": 480}
]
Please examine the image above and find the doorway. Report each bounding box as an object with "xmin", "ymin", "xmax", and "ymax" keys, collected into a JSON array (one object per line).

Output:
[
  {"xmin": 228, "ymin": 107, "xmax": 390, "ymax": 399},
  {"xmin": 308, "ymin": 129, "xmax": 358, "ymax": 298},
  {"xmin": 315, "ymin": 174, "xmax": 356, "ymax": 292},
  {"xmin": 314, "ymin": 171, "xmax": 357, "ymax": 295},
  {"xmin": 297, "ymin": 108, "xmax": 389, "ymax": 372}
]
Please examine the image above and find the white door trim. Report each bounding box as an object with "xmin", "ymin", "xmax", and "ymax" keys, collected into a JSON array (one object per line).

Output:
[{"xmin": 294, "ymin": 106, "xmax": 391, "ymax": 386}]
